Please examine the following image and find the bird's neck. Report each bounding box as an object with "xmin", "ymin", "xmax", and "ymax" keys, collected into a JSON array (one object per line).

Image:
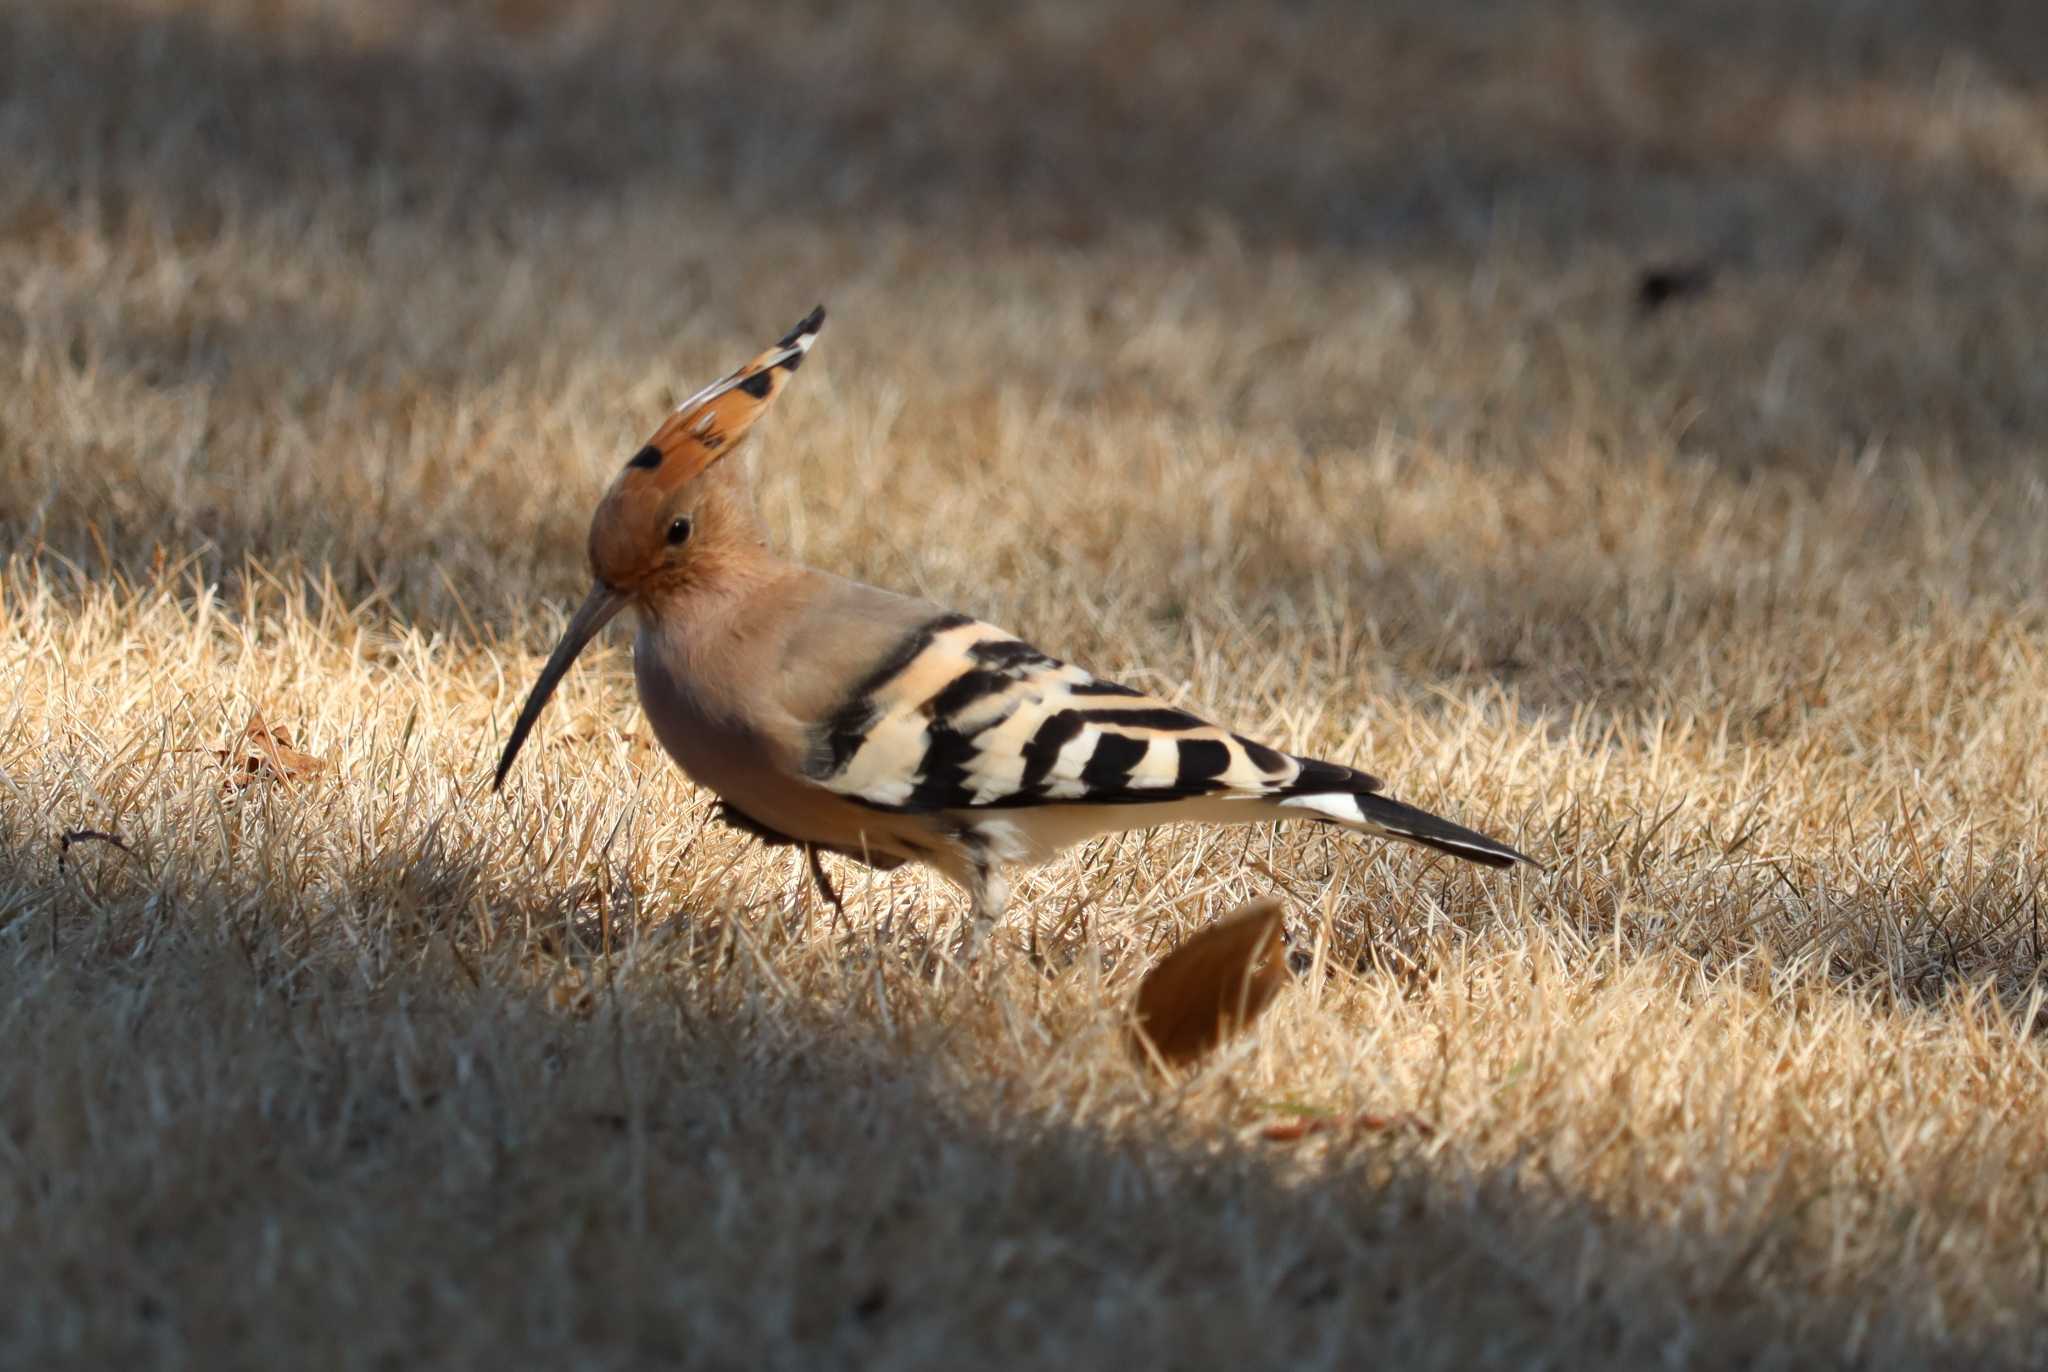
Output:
[{"xmin": 634, "ymin": 539, "xmax": 810, "ymax": 717}]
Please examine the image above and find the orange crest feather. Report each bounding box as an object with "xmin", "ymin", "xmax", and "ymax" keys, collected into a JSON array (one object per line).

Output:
[{"xmin": 632, "ymin": 305, "xmax": 825, "ymax": 486}]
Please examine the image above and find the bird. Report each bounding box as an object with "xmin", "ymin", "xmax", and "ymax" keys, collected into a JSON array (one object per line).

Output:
[{"xmin": 493, "ymin": 306, "xmax": 1531, "ymax": 939}]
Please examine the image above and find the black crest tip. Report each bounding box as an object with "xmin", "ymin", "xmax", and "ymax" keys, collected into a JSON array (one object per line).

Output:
[{"xmin": 778, "ymin": 304, "xmax": 826, "ymax": 348}]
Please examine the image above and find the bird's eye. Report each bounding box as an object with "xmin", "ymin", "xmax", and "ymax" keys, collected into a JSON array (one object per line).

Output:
[{"xmin": 666, "ymin": 516, "xmax": 692, "ymax": 546}]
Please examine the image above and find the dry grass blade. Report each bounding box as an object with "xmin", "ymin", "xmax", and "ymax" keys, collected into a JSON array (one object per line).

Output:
[{"xmin": 1131, "ymin": 895, "xmax": 1292, "ymax": 1070}]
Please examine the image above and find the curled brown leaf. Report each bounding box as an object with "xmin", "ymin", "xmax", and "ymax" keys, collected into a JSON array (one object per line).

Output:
[{"xmin": 1131, "ymin": 895, "xmax": 1293, "ymax": 1071}]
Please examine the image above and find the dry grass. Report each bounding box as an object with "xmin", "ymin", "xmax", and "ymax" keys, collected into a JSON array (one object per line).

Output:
[{"xmin": 5, "ymin": 1, "xmax": 2048, "ymax": 1365}]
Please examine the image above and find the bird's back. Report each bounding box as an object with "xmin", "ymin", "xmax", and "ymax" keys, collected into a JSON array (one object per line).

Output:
[
  {"xmin": 793, "ymin": 580, "xmax": 1355, "ymax": 810},
  {"xmin": 780, "ymin": 572, "xmax": 1527, "ymax": 867}
]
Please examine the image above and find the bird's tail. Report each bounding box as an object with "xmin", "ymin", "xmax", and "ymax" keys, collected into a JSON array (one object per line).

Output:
[{"xmin": 1276, "ymin": 786, "xmax": 1532, "ymax": 867}]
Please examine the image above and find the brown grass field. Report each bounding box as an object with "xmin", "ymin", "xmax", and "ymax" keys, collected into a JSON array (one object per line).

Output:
[{"xmin": 5, "ymin": 1, "xmax": 2048, "ymax": 1365}]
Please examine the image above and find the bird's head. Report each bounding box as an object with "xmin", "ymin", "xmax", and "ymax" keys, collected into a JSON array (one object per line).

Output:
[{"xmin": 492, "ymin": 305, "xmax": 824, "ymax": 790}]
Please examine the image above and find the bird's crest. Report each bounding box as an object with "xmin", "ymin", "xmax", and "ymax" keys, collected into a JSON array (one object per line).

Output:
[{"xmin": 627, "ymin": 305, "xmax": 824, "ymax": 487}]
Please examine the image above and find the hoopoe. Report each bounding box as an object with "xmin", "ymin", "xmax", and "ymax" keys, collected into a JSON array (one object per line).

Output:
[{"xmin": 494, "ymin": 307, "xmax": 1531, "ymax": 933}]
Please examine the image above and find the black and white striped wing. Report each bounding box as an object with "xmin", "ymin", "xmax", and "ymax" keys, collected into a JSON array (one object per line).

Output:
[{"xmin": 804, "ymin": 614, "xmax": 1377, "ymax": 814}]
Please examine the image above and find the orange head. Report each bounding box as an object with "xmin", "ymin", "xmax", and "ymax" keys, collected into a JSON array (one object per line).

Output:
[
  {"xmin": 586, "ymin": 304, "xmax": 823, "ymax": 594},
  {"xmin": 493, "ymin": 306, "xmax": 824, "ymax": 789}
]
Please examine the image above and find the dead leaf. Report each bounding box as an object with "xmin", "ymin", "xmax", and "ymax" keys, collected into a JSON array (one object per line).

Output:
[
  {"xmin": 546, "ymin": 970, "xmax": 597, "ymax": 1018},
  {"xmin": 1131, "ymin": 895, "xmax": 1292, "ymax": 1071},
  {"xmin": 554, "ymin": 713, "xmax": 657, "ymax": 758},
  {"xmin": 210, "ymin": 712, "xmax": 328, "ymax": 788},
  {"xmin": 1258, "ymin": 1110, "xmax": 1436, "ymax": 1144},
  {"xmin": 1636, "ymin": 260, "xmax": 1717, "ymax": 313}
]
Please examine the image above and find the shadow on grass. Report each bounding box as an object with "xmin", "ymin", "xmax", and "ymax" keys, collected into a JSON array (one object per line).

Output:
[
  {"xmin": 0, "ymin": 815, "xmax": 2020, "ymax": 1368},
  {"xmin": 8, "ymin": 1, "xmax": 2048, "ymax": 261}
]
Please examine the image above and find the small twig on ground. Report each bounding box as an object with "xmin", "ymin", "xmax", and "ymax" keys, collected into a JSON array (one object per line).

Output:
[{"xmin": 58, "ymin": 829, "xmax": 133, "ymax": 871}]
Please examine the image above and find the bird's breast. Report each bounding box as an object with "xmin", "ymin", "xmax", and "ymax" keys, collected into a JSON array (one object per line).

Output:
[
  {"xmin": 631, "ymin": 619, "xmax": 924, "ymax": 860},
  {"xmin": 632, "ymin": 624, "xmax": 780, "ymax": 798}
]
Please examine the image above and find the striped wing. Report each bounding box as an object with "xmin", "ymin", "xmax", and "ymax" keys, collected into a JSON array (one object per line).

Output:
[{"xmin": 804, "ymin": 614, "xmax": 1381, "ymax": 814}]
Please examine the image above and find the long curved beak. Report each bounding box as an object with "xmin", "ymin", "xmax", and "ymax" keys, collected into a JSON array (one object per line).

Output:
[{"xmin": 492, "ymin": 582, "xmax": 629, "ymax": 790}]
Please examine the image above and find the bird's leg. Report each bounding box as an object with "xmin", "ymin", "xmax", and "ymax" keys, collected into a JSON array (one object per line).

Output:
[
  {"xmin": 805, "ymin": 845, "xmax": 848, "ymax": 932},
  {"xmin": 958, "ymin": 854, "xmax": 1008, "ymax": 966},
  {"xmin": 922, "ymin": 830, "xmax": 1006, "ymax": 978}
]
